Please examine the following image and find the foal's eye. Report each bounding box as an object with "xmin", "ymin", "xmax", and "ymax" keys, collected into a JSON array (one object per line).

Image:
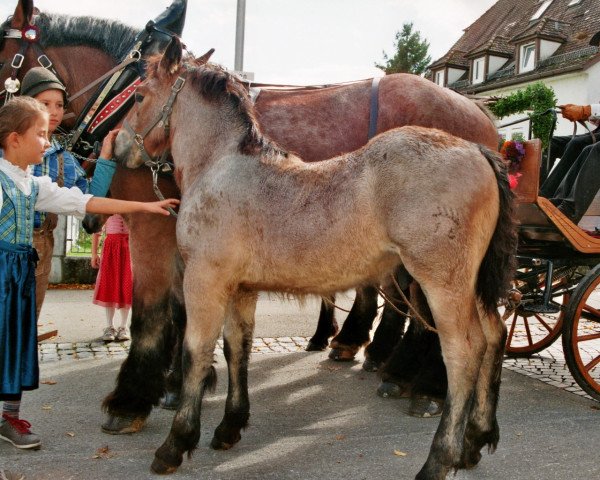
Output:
[{"xmin": 134, "ymin": 93, "xmax": 144, "ymax": 103}]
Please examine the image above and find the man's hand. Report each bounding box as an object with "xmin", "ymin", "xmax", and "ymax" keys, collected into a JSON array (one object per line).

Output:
[{"xmin": 559, "ymin": 104, "xmax": 592, "ymax": 122}]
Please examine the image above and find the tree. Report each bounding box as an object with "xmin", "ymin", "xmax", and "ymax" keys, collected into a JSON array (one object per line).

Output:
[{"xmin": 376, "ymin": 22, "xmax": 431, "ymax": 75}]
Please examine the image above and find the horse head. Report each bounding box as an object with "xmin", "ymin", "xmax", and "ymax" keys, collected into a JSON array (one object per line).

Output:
[{"xmin": 115, "ymin": 37, "xmax": 215, "ymax": 172}]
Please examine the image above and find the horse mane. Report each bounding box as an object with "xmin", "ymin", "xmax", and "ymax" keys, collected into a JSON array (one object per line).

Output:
[
  {"xmin": 1, "ymin": 12, "xmax": 137, "ymax": 62},
  {"xmin": 161, "ymin": 56, "xmax": 286, "ymax": 158}
]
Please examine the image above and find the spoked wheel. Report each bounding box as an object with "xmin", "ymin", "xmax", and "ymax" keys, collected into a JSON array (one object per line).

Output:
[
  {"xmin": 562, "ymin": 264, "xmax": 600, "ymax": 402},
  {"xmin": 504, "ymin": 295, "xmax": 566, "ymax": 356},
  {"xmin": 504, "ymin": 268, "xmax": 573, "ymax": 357}
]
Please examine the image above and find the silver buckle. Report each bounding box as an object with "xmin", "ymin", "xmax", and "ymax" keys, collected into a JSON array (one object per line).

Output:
[
  {"xmin": 37, "ymin": 55, "xmax": 52, "ymax": 68},
  {"xmin": 10, "ymin": 53, "xmax": 24, "ymax": 69}
]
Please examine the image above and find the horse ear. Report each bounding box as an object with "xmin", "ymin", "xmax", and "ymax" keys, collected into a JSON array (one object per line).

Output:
[
  {"xmin": 160, "ymin": 36, "xmax": 183, "ymax": 75},
  {"xmin": 196, "ymin": 48, "xmax": 215, "ymax": 65},
  {"xmin": 11, "ymin": 0, "xmax": 34, "ymax": 28}
]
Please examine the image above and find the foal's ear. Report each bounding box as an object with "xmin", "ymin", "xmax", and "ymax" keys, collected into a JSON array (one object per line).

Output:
[
  {"xmin": 11, "ymin": 0, "xmax": 34, "ymax": 28},
  {"xmin": 196, "ymin": 48, "xmax": 215, "ymax": 65},
  {"xmin": 160, "ymin": 36, "xmax": 183, "ymax": 75}
]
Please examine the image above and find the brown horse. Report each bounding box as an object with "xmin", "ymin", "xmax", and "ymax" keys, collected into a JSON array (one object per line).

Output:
[{"xmin": 116, "ymin": 38, "xmax": 517, "ymax": 479}]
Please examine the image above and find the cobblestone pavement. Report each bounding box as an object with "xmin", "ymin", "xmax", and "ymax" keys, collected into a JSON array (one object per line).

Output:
[{"xmin": 39, "ymin": 335, "xmax": 600, "ymax": 402}]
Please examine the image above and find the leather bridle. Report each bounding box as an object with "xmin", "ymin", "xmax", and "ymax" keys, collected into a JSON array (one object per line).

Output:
[{"xmin": 122, "ymin": 75, "xmax": 186, "ymax": 216}]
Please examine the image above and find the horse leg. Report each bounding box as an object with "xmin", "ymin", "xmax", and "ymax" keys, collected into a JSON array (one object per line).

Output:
[
  {"xmin": 363, "ymin": 268, "xmax": 412, "ymax": 371},
  {"xmin": 329, "ymin": 286, "xmax": 378, "ymax": 361},
  {"xmin": 151, "ymin": 267, "xmax": 227, "ymax": 474},
  {"xmin": 211, "ymin": 290, "xmax": 258, "ymax": 450},
  {"xmin": 161, "ymin": 297, "xmax": 187, "ymax": 411},
  {"xmin": 459, "ymin": 307, "xmax": 506, "ymax": 469},
  {"xmin": 102, "ymin": 292, "xmax": 178, "ymax": 434},
  {"xmin": 306, "ymin": 295, "xmax": 339, "ymax": 351},
  {"xmin": 416, "ymin": 291, "xmax": 486, "ymax": 480}
]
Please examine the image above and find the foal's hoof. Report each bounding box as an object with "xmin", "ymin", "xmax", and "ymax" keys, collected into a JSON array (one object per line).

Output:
[
  {"xmin": 210, "ymin": 432, "xmax": 241, "ymax": 450},
  {"xmin": 306, "ymin": 340, "xmax": 328, "ymax": 352},
  {"xmin": 328, "ymin": 346, "xmax": 357, "ymax": 361},
  {"xmin": 101, "ymin": 414, "xmax": 146, "ymax": 435},
  {"xmin": 151, "ymin": 456, "xmax": 179, "ymax": 475},
  {"xmin": 376, "ymin": 381, "xmax": 409, "ymax": 399},
  {"xmin": 160, "ymin": 391, "xmax": 181, "ymax": 410},
  {"xmin": 408, "ymin": 396, "xmax": 444, "ymax": 418},
  {"xmin": 362, "ymin": 357, "xmax": 379, "ymax": 372}
]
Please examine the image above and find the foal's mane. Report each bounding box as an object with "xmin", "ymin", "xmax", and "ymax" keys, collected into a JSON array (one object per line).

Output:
[
  {"xmin": 148, "ymin": 55, "xmax": 286, "ymax": 158},
  {"xmin": 1, "ymin": 12, "xmax": 137, "ymax": 61}
]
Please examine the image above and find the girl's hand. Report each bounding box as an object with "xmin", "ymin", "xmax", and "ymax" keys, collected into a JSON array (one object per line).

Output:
[
  {"xmin": 91, "ymin": 253, "xmax": 100, "ymax": 269},
  {"xmin": 99, "ymin": 129, "xmax": 120, "ymax": 159},
  {"xmin": 146, "ymin": 198, "xmax": 180, "ymax": 215}
]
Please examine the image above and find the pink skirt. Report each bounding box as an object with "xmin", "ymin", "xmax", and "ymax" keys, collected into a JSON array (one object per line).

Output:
[{"xmin": 93, "ymin": 233, "xmax": 132, "ymax": 308}]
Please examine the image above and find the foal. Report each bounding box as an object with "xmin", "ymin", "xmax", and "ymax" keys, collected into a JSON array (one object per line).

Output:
[{"xmin": 116, "ymin": 39, "xmax": 517, "ymax": 480}]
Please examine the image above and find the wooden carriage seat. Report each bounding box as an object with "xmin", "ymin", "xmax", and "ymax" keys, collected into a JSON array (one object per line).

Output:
[{"xmin": 513, "ymin": 138, "xmax": 600, "ymax": 253}]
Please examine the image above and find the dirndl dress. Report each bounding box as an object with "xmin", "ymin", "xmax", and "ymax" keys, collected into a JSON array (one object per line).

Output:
[
  {"xmin": 93, "ymin": 215, "xmax": 132, "ymax": 309},
  {"xmin": 0, "ymin": 171, "xmax": 39, "ymax": 398}
]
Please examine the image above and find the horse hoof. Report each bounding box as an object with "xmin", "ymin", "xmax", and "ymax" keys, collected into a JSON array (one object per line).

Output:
[
  {"xmin": 210, "ymin": 433, "xmax": 240, "ymax": 450},
  {"xmin": 151, "ymin": 456, "xmax": 179, "ymax": 475},
  {"xmin": 408, "ymin": 397, "xmax": 444, "ymax": 418},
  {"xmin": 362, "ymin": 357, "xmax": 379, "ymax": 372},
  {"xmin": 101, "ymin": 414, "xmax": 146, "ymax": 435},
  {"xmin": 376, "ymin": 381, "xmax": 409, "ymax": 399},
  {"xmin": 328, "ymin": 347, "xmax": 356, "ymax": 362},
  {"xmin": 160, "ymin": 392, "xmax": 181, "ymax": 410},
  {"xmin": 306, "ymin": 341, "xmax": 328, "ymax": 352}
]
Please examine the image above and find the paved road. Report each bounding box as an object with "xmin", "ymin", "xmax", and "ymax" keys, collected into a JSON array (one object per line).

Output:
[{"xmin": 0, "ymin": 290, "xmax": 598, "ymax": 480}]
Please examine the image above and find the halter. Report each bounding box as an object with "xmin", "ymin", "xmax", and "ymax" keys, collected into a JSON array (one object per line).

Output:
[{"xmin": 122, "ymin": 75, "xmax": 186, "ymax": 217}]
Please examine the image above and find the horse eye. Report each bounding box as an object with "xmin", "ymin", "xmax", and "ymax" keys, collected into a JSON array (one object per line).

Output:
[{"xmin": 135, "ymin": 93, "xmax": 144, "ymax": 103}]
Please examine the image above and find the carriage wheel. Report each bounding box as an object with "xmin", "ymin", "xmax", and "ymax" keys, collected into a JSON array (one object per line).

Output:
[
  {"xmin": 562, "ymin": 265, "xmax": 600, "ymax": 402},
  {"xmin": 504, "ymin": 295, "xmax": 566, "ymax": 357},
  {"xmin": 504, "ymin": 270, "xmax": 570, "ymax": 357}
]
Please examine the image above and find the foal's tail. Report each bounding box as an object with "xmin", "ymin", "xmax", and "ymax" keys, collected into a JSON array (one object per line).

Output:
[{"xmin": 476, "ymin": 145, "xmax": 518, "ymax": 313}]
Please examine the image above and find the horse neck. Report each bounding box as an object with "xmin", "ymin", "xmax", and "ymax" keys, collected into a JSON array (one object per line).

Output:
[{"xmin": 171, "ymin": 92, "xmax": 248, "ymax": 193}]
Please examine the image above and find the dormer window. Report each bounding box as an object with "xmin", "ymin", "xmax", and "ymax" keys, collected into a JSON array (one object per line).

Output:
[
  {"xmin": 472, "ymin": 57, "xmax": 485, "ymax": 84},
  {"xmin": 531, "ymin": 0, "xmax": 552, "ymax": 21},
  {"xmin": 520, "ymin": 43, "xmax": 536, "ymax": 72},
  {"xmin": 434, "ymin": 70, "xmax": 445, "ymax": 87}
]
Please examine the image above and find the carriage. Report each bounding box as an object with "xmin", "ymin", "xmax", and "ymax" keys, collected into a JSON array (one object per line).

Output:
[{"xmin": 504, "ymin": 136, "xmax": 600, "ymax": 401}]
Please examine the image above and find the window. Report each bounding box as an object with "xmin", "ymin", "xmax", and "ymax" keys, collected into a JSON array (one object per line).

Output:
[
  {"xmin": 568, "ymin": 0, "xmax": 582, "ymax": 5},
  {"xmin": 531, "ymin": 0, "xmax": 552, "ymax": 21},
  {"xmin": 434, "ymin": 70, "xmax": 445, "ymax": 86},
  {"xmin": 472, "ymin": 57, "xmax": 485, "ymax": 84},
  {"xmin": 520, "ymin": 43, "xmax": 536, "ymax": 72}
]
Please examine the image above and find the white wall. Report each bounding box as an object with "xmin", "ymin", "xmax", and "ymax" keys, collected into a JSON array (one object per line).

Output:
[
  {"xmin": 447, "ymin": 67, "xmax": 466, "ymax": 85},
  {"xmin": 488, "ymin": 55, "xmax": 507, "ymax": 76},
  {"xmin": 540, "ymin": 40, "xmax": 562, "ymax": 61},
  {"xmin": 486, "ymin": 70, "xmax": 597, "ymax": 138}
]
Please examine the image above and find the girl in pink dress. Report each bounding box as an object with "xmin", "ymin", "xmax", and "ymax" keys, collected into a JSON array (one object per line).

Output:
[{"xmin": 91, "ymin": 214, "xmax": 133, "ymax": 342}]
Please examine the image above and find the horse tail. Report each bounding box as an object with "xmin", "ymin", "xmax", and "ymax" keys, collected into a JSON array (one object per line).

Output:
[{"xmin": 476, "ymin": 145, "xmax": 518, "ymax": 313}]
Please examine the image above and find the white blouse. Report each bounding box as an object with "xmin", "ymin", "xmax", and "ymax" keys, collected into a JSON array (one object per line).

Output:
[{"xmin": 0, "ymin": 157, "xmax": 93, "ymax": 219}]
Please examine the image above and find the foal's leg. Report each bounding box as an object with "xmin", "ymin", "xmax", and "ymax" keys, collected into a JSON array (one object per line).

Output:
[
  {"xmin": 211, "ymin": 290, "xmax": 258, "ymax": 449},
  {"xmin": 416, "ymin": 291, "xmax": 486, "ymax": 480},
  {"xmin": 306, "ymin": 295, "xmax": 339, "ymax": 351},
  {"xmin": 152, "ymin": 268, "xmax": 227, "ymax": 474},
  {"xmin": 329, "ymin": 286, "xmax": 378, "ymax": 361},
  {"xmin": 459, "ymin": 307, "xmax": 506, "ymax": 468}
]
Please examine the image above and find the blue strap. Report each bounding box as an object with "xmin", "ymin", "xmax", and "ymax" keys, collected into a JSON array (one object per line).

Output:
[{"xmin": 368, "ymin": 77, "xmax": 381, "ymax": 140}]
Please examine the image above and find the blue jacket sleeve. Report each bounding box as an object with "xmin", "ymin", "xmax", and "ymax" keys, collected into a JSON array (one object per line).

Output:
[{"xmin": 89, "ymin": 158, "xmax": 117, "ymax": 197}]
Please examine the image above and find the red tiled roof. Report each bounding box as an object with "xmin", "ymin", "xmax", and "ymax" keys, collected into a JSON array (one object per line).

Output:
[{"xmin": 429, "ymin": 0, "xmax": 600, "ymax": 90}]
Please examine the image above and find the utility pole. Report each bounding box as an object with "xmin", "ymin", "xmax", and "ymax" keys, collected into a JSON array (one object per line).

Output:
[{"xmin": 234, "ymin": 0, "xmax": 246, "ymax": 72}]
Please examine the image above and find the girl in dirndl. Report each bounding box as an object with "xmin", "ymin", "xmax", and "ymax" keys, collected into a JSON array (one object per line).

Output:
[
  {"xmin": 91, "ymin": 214, "xmax": 133, "ymax": 342},
  {"xmin": 0, "ymin": 97, "xmax": 179, "ymax": 451}
]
